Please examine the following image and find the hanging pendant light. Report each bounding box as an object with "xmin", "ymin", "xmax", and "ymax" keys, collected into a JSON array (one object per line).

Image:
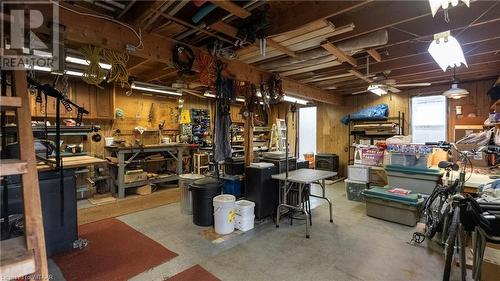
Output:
[
  {"xmin": 442, "ymin": 68, "xmax": 469, "ymax": 99},
  {"xmin": 428, "ymin": 31, "xmax": 467, "ymax": 72},
  {"xmin": 429, "ymin": 0, "xmax": 470, "ymax": 17}
]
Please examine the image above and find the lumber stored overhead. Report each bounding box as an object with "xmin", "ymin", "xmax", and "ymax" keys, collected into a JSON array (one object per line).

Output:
[{"xmin": 36, "ymin": 5, "xmax": 341, "ymax": 105}]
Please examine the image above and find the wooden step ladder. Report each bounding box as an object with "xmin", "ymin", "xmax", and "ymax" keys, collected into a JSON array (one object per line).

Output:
[
  {"xmin": 1, "ymin": 70, "xmax": 48, "ymax": 279},
  {"xmin": 275, "ymin": 118, "xmax": 287, "ymax": 151}
]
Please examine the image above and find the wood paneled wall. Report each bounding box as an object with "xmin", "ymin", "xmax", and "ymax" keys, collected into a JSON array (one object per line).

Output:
[
  {"xmin": 316, "ymin": 78, "xmax": 494, "ymax": 177},
  {"xmin": 317, "ymin": 93, "xmax": 410, "ymax": 176},
  {"xmin": 446, "ymin": 79, "xmax": 495, "ymax": 141}
]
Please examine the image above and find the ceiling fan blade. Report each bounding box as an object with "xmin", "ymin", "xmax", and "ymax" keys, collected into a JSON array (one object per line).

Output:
[
  {"xmin": 394, "ymin": 82, "xmax": 432, "ymax": 87},
  {"xmin": 387, "ymin": 86, "xmax": 401, "ymax": 93},
  {"xmin": 351, "ymin": 89, "xmax": 368, "ymax": 95}
]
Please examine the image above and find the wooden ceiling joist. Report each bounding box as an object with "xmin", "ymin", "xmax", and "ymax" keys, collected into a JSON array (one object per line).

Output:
[
  {"xmin": 300, "ymin": 73, "xmax": 354, "ymax": 83},
  {"xmin": 280, "ymin": 61, "xmax": 342, "ymax": 77},
  {"xmin": 321, "ymin": 41, "xmax": 357, "ymax": 66},
  {"xmin": 209, "ymin": 21, "xmax": 297, "ymax": 58},
  {"xmin": 348, "ymin": 69, "xmax": 373, "ymax": 83},
  {"xmin": 210, "ymin": 0, "xmax": 251, "ymax": 19},
  {"xmin": 266, "ymin": 0, "xmax": 369, "ymax": 36},
  {"xmin": 266, "ymin": 40, "xmax": 297, "ymax": 58},
  {"xmin": 238, "ymin": 23, "xmax": 354, "ymax": 64},
  {"xmin": 40, "ymin": 5, "xmax": 341, "ymax": 105},
  {"xmin": 367, "ymin": 49, "xmax": 382, "ymax": 62}
]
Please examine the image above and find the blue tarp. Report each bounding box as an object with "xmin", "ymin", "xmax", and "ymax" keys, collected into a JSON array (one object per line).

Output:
[{"xmin": 341, "ymin": 104, "xmax": 389, "ymax": 124}]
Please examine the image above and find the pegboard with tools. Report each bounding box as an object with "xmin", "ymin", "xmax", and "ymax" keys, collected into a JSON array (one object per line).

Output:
[{"xmin": 191, "ymin": 109, "xmax": 210, "ymax": 147}]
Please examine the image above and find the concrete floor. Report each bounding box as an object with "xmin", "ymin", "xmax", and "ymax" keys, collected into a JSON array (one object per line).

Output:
[{"xmin": 49, "ymin": 181, "xmax": 462, "ymax": 281}]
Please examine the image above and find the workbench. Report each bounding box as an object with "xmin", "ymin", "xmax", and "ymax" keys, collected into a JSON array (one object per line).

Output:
[
  {"xmin": 451, "ymin": 171, "xmax": 498, "ymax": 193},
  {"xmin": 36, "ymin": 155, "xmax": 107, "ymax": 171},
  {"xmin": 272, "ymin": 168, "xmax": 336, "ymax": 238},
  {"xmin": 105, "ymin": 144, "xmax": 194, "ymax": 198}
]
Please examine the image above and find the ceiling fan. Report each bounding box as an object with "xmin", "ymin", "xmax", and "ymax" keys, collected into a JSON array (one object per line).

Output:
[{"xmin": 350, "ymin": 62, "xmax": 432, "ymax": 95}]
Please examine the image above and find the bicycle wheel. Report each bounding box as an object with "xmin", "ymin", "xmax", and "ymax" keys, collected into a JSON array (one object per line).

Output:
[
  {"xmin": 443, "ymin": 206, "xmax": 460, "ymax": 281},
  {"xmin": 458, "ymin": 224, "xmax": 466, "ymax": 281},
  {"xmin": 426, "ymin": 191, "xmax": 447, "ymax": 239}
]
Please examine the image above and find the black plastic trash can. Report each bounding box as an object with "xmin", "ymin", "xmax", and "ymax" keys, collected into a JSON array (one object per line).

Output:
[{"xmin": 189, "ymin": 177, "xmax": 223, "ymax": 226}]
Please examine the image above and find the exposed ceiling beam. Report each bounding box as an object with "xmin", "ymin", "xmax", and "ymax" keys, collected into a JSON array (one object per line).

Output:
[
  {"xmin": 321, "ymin": 41, "xmax": 357, "ymax": 66},
  {"xmin": 127, "ymin": 59, "xmax": 151, "ymax": 72},
  {"xmin": 209, "ymin": 21, "xmax": 297, "ymax": 58},
  {"xmin": 266, "ymin": 39, "xmax": 297, "ymax": 58},
  {"xmin": 348, "ymin": 69, "xmax": 373, "ymax": 83},
  {"xmin": 138, "ymin": 67, "xmax": 178, "ymax": 82},
  {"xmin": 304, "ymin": 21, "xmax": 500, "ymax": 81},
  {"xmin": 280, "ymin": 61, "xmax": 342, "ymax": 77},
  {"xmin": 37, "ymin": 5, "xmax": 341, "ymax": 105},
  {"xmin": 266, "ymin": 0, "xmax": 370, "ymax": 36},
  {"xmin": 210, "ymin": 0, "xmax": 251, "ymax": 19},
  {"xmin": 300, "ymin": 73, "xmax": 354, "ymax": 83},
  {"xmin": 367, "ymin": 49, "xmax": 382, "ymax": 62}
]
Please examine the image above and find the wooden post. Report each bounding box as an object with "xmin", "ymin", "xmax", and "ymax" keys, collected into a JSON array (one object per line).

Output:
[{"xmin": 244, "ymin": 113, "xmax": 254, "ymax": 166}]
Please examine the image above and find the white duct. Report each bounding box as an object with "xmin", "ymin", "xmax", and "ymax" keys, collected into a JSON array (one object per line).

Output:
[{"xmin": 256, "ymin": 30, "xmax": 389, "ymax": 70}]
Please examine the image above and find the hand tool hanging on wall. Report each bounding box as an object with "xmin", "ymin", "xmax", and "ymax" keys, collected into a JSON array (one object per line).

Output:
[
  {"xmin": 268, "ymin": 74, "xmax": 284, "ymax": 103},
  {"xmin": 173, "ymin": 44, "xmax": 195, "ymax": 76}
]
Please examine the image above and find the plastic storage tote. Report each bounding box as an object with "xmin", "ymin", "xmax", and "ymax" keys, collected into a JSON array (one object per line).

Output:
[
  {"xmin": 389, "ymin": 153, "xmax": 430, "ymax": 168},
  {"xmin": 363, "ymin": 186, "xmax": 424, "ymax": 226},
  {"xmin": 385, "ymin": 165, "xmax": 443, "ymax": 194},
  {"xmin": 347, "ymin": 165, "xmax": 370, "ymax": 183},
  {"xmin": 345, "ymin": 179, "xmax": 369, "ymax": 202}
]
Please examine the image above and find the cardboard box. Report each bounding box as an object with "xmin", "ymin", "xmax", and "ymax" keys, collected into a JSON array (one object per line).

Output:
[
  {"xmin": 124, "ymin": 170, "xmax": 148, "ymax": 183},
  {"xmin": 481, "ymin": 244, "xmax": 500, "ymax": 281},
  {"xmin": 369, "ymin": 167, "xmax": 387, "ymax": 186}
]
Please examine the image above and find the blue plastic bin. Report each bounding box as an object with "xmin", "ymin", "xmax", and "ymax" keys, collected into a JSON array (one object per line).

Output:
[{"xmin": 222, "ymin": 175, "xmax": 243, "ymax": 197}]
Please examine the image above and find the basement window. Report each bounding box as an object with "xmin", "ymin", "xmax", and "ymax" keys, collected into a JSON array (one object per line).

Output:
[
  {"xmin": 299, "ymin": 106, "xmax": 317, "ymax": 158},
  {"xmin": 411, "ymin": 95, "xmax": 447, "ymax": 143}
]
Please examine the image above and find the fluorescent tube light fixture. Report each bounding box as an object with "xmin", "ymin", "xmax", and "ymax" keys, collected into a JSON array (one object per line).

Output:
[
  {"xmin": 235, "ymin": 97, "xmax": 245, "ymax": 102},
  {"xmin": 66, "ymin": 56, "xmax": 112, "ymax": 70},
  {"xmin": 131, "ymin": 82, "xmax": 182, "ymax": 96},
  {"xmin": 204, "ymin": 92, "xmax": 216, "ymax": 98},
  {"xmin": 429, "ymin": 0, "xmax": 470, "ymax": 17},
  {"xmin": 65, "ymin": 70, "xmax": 84, "ymax": 77},
  {"xmin": 367, "ymin": 84, "xmax": 388, "ymax": 96},
  {"xmin": 428, "ymin": 31, "xmax": 467, "ymax": 72},
  {"xmin": 283, "ymin": 95, "xmax": 309, "ymax": 105}
]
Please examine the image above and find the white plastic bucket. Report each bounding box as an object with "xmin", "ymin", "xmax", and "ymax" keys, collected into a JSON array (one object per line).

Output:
[
  {"xmin": 105, "ymin": 137, "xmax": 114, "ymax": 146},
  {"xmin": 235, "ymin": 200, "xmax": 255, "ymax": 217},
  {"xmin": 213, "ymin": 194, "xmax": 236, "ymax": 235},
  {"xmin": 235, "ymin": 214, "xmax": 255, "ymax": 232},
  {"xmin": 162, "ymin": 137, "xmax": 171, "ymax": 144}
]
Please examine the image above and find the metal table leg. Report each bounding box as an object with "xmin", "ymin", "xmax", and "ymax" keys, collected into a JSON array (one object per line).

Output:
[
  {"xmin": 309, "ymin": 179, "xmax": 333, "ymax": 223},
  {"xmin": 275, "ymin": 181, "xmax": 310, "ymax": 238},
  {"xmin": 117, "ymin": 152, "xmax": 125, "ymax": 198}
]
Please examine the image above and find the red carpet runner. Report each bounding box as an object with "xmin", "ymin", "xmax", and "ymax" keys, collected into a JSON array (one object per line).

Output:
[
  {"xmin": 166, "ymin": 265, "xmax": 220, "ymax": 281},
  {"xmin": 54, "ymin": 218, "xmax": 177, "ymax": 281}
]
